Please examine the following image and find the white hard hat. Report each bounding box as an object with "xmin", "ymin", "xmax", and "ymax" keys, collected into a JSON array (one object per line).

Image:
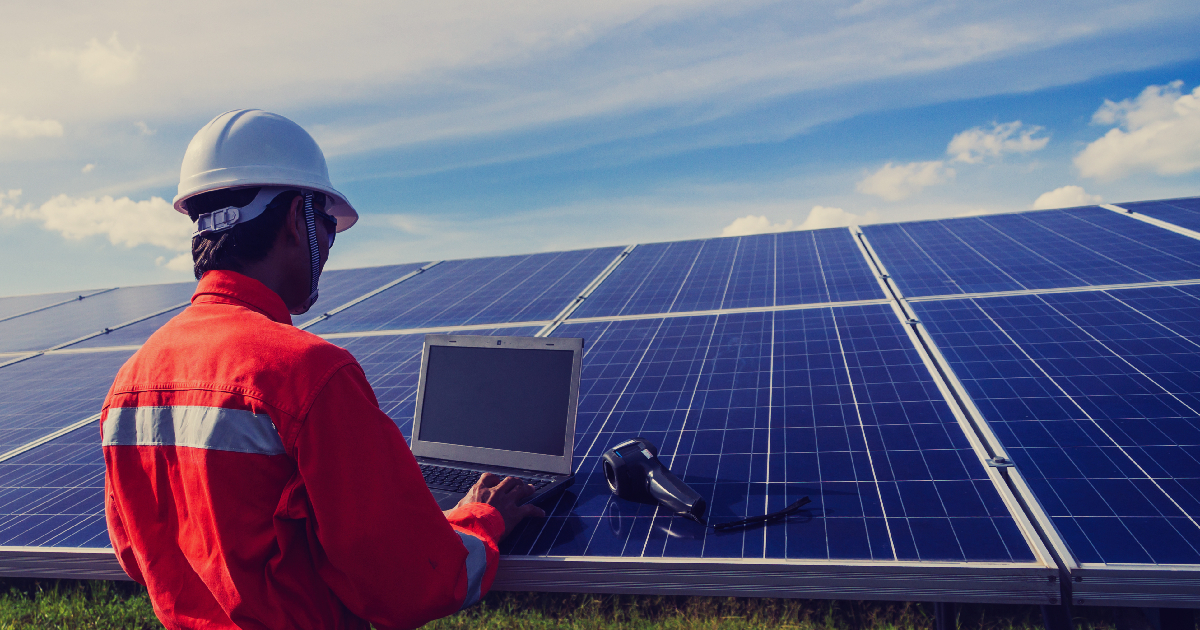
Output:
[{"xmin": 173, "ymin": 109, "xmax": 358, "ymax": 232}]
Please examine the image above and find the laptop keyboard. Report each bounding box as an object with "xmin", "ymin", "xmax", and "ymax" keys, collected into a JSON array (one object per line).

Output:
[{"xmin": 419, "ymin": 463, "xmax": 553, "ymax": 494}]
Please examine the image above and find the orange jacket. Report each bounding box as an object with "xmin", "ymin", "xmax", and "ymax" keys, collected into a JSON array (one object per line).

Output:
[{"xmin": 102, "ymin": 270, "xmax": 503, "ymax": 629}]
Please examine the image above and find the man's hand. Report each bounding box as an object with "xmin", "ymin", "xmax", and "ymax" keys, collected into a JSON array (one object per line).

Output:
[{"xmin": 451, "ymin": 473, "xmax": 545, "ymax": 539}]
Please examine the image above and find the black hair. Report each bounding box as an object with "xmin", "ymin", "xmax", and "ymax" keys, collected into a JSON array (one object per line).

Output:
[{"xmin": 185, "ymin": 187, "xmax": 325, "ymax": 280}]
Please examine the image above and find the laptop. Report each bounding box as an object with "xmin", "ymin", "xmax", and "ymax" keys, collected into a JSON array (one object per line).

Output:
[{"xmin": 411, "ymin": 334, "xmax": 583, "ymax": 510}]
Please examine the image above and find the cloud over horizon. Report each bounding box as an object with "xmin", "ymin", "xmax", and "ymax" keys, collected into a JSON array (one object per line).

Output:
[
  {"xmin": 1031, "ymin": 185, "xmax": 1102, "ymax": 209},
  {"xmin": 1075, "ymin": 80, "xmax": 1200, "ymax": 180}
]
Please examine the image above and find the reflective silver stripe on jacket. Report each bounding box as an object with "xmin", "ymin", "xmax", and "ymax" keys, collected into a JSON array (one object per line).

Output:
[
  {"xmin": 457, "ymin": 531, "xmax": 488, "ymax": 609},
  {"xmin": 102, "ymin": 406, "xmax": 285, "ymax": 456}
]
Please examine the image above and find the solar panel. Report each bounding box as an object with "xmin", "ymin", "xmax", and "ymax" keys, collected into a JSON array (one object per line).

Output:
[
  {"xmin": 572, "ymin": 229, "xmax": 883, "ymax": 319},
  {"xmin": 1118, "ymin": 198, "xmax": 1200, "ymax": 233},
  {"xmin": 65, "ymin": 307, "xmax": 186, "ymax": 349},
  {"xmin": 0, "ymin": 421, "xmax": 106, "ymax": 548},
  {"xmin": 294, "ymin": 262, "xmax": 428, "ymax": 328},
  {"xmin": 495, "ymin": 307, "xmax": 1037, "ymax": 562},
  {"xmin": 307, "ymin": 248, "xmax": 623, "ymax": 334},
  {"xmin": 11, "ymin": 197, "xmax": 1200, "ymax": 602},
  {"xmin": 911, "ymin": 289, "xmax": 1200, "ymax": 566},
  {"xmin": 0, "ymin": 351, "xmax": 134, "ymax": 455},
  {"xmin": 863, "ymin": 208, "xmax": 1200, "ymax": 297},
  {"xmin": 0, "ymin": 288, "xmax": 111, "ymax": 323},
  {"xmin": 0, "ymin": 283, "xmax": 195, "ymax": 353}
]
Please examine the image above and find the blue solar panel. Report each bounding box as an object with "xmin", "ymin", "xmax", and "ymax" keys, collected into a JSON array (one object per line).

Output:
[
  {"xmin": 0, "ymin": 283, "xmax": 195, "ymax": 353},
  {"xmin": 864, "ymin": 208, "xmax": 1200, "ymax": 297},
  {"xmin": 307, "ymin": 248, "xmax": 622, "ymax": 334},
  {"xmin": 778, "ymin": 229, "xmax": 884, "ymax": 304},
  {"xmin": 0, "ymin": 351, "xmax": 134, "ymax": 454},
  {"xmin": 0, "ymin": 289, "xmax": 110, "ymax": 322},
  {"xmin": 1118, "ymin": 197, "xmax": 1200, "ymax": 233},
  {"xmin": 0, "ymin": 421, "xmax": 106, "ymax": 547},
  {"xmin": 66, "ymin": 307, "xmax": 186, "ymax": 349},
  {"xmin": 294, "ymin": 262, "xmax": 428, "ymax": 328},
  {"xmin": 494, "ymin": 307, "xmax": 1034, "ymax": 561},
  {"xmin": 573, "ymin": 229, "xmax": 882, "ymax": 319},
  {"xmin": 912, "ymin": 290, "xmax": 1200, "ymax": 565}
]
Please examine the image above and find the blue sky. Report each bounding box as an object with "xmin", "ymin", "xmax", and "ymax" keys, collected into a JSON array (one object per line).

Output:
[{"xmin": 2, "ymin": 0, "xmax": 1199, "ymax": 296}]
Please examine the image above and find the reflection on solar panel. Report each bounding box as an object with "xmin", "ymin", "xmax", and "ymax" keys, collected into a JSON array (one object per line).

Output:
[
  {"xmin": 863, "ymin": 207, "xmax": 1200, "ymax": 297},
  {"xmin": 294, "ymin": 262, "xmax": 428, "ymax": 327},
  {"xmin": 0, "ymin": 351, "xmax": 134, "ymax": 454},
  {"xmin": 65, "ymin": 307, "xmax": 186, "ymax": 349},
  {"xmin": 308, "ymin": 248, "xmax": 623, "ymax": 333},
  {"xmin": 572, "ymin": 229, "xmax": 882, "ymax": 318},
  {"xmin": 2, "ymin": 196, "xmax": 1199, "ymax": 607},
  {"xmin": 0, "ymin": 288, "xmax": 111, "ymax": 323},
  {"xmin": 1118, "ymin": 197, "xmax": 1200, "ymax": 233},
  {"xmin": 912, "ymin": 289, "xmax": 1200, "ymax": 566},
  {"xmin": 0, "ymin": 283, "xmax": 195, "ymax": 353}
]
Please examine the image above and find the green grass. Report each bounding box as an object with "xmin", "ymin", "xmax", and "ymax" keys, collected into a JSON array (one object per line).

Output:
[{"xmin": 0, "ymin": 578, "xmax": 1156, "ymax": 630}]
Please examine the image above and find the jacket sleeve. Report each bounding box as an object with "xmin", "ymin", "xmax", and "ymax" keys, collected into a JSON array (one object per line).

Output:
[{"xmin": 293, "ymin": 361, "xmax": 505, "ymax": 630}]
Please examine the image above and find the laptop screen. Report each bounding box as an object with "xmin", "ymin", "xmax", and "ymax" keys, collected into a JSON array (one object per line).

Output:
[{"xmin": 417, "ymin": 344, "xmax": 574, "ymax": 456}]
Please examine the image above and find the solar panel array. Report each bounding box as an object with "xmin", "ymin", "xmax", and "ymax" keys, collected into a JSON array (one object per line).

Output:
[{"xmin": 0, "ymin": 201, "xmax": 1197, "ymax": 607}]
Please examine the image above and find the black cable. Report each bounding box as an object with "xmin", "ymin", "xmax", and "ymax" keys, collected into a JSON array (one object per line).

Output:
[{"xmin": 710, "ymin": 496, "xmax": 812, "ymax": 532}]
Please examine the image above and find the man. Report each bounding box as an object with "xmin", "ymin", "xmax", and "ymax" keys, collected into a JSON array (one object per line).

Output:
[{"xmin": 102, "ymin": 109, "xmax": 543, "ymax": 629}]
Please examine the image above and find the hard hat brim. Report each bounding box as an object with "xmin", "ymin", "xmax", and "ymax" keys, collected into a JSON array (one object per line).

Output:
[{"xmin": 173, "ymin": 168, "xmax": 358, "ymax": 233}]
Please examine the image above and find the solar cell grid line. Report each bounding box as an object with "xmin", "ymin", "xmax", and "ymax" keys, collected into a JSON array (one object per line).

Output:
[
  {"xmin": 0, "ymin": 420, "xmax": 108, "ymax": 549},
  {"xmin": 0, "ymin": 288, "xmax": 115, "ymax": 324},
  {"xmin": 332, "ymin": 327, "xmax": 543, "ymax": 437},
  {"xmin": 910, "ymin": 293, "xmax": 1200, "ymax": 571},
  {"xmin": 670, "ymin": 237, "xmax": 742, "ymax": 313},
  {"xmin": 569, "ymin": 240, "xmax": 706, "ymax": 318},
  {"xmin": 857, "ymin": 223, "xmax": 972, "ymax": 298},
  {"xmin": 719, "ymin": 233, "xmax": 775, "ymax": 310},
  {"xmin": 293, "ymin": 262, "xmax": 429, "ymax": 328},
  {"xmin": 307, "ymin": 248, "xmax": 622, "ymax": 334},
  {"xmin": 809, "ymin": 228, "xmax": 889, "ymax": 304},
  {"xmin": 0, "ymin": 282, "xmax": 196, "ymax": 354},
  {"xmin": 1019, "ymin": 207, "xmax": 1200, "ymax": 283},
  {"xmin": 506, "ymin": 308, "xmax": 1040, "ymax": 566},
  {"xmin": 1113, "ymin": 197, "xmax": 1200, "ymax": 234},
  {"xmin": 0, "ymin": 350, "xmax": 135, "ymax": 456}
]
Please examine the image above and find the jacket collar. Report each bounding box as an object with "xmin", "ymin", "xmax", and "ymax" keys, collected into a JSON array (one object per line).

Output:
[{"xmin": 193, "ymin": 270, "xmax": 294, "ymax": 326}]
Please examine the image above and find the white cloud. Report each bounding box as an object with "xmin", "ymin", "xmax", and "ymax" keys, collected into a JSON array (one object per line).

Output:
[
  {"xmin": 134, "ymin": 121, "xmax": 155, "ymax": 135},
  {"xmin": 947, "ymin": 121, "xmax": 1048, "ymax": 164},
  {"xmin": 81, "ymin": 163, "xmax": 95, "ymax": 173},
  {"xmin": 1, "ymin": 193, "xmax": 190, "ymax": 251},
  {"xmin": 719, "ymin": 205, "xmax": 870, "ymax": 237},
  {"xmin": 856, "ymin": 161, "xmax": 954, "ymax": 201},
  {"xmin": 1075, "ymin": 81, "xmax": 1200, "ymax": 180},
  {"xmin": 156, "ymin": 253, "xmax": 192, "ymax": 272},
  {"xmin": 0, "ymin": 113, "xmax": 63, "ymax": 138},
  {"xmin": 37, "ymin": 33, "xmax": 139, "ymax": 86},
  {"xmin": 1031, "ymin": 185, "xmax": 1102, "ymax": 210},
  {"xmin": 721, "ymin": 215, "xmax": 793, "ymax": 237}
]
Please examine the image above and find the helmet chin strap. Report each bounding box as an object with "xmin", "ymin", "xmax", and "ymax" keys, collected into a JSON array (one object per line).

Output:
[{"xmin": 290, "ymin": 191, "xmax": 321, "ymax": 316}]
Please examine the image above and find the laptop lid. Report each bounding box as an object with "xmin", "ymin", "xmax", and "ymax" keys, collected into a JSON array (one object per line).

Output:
[{"xmin": 410, "ymin": 334, "xmax": 583, "ymax": 476}]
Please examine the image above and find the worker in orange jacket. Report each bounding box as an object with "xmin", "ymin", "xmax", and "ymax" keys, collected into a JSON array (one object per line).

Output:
[{"xmin": 102, "ymin": 109, "xmax": 544, "ymax": 629}]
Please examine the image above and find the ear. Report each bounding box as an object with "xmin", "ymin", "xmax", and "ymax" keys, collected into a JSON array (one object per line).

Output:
[{"xmin": 281, "ymin": 194, "xmax": 305, "ymax": 246}]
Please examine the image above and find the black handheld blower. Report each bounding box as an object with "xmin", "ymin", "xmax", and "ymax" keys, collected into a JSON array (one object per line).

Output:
[
  {"xmin": 603, "ymin": 437, "xmax": 814, "ymax": 531},
  {"xmin": 602, "ymin": 438, "xmax": 707, "ymax": 524}
]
